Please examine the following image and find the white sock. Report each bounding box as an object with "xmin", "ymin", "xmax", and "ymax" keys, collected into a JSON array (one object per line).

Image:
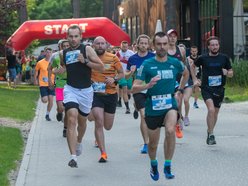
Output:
[
  {"xmin": 46, "ymin": 111, "xmax": 50, "ymax": 115},
  {"xmin": 71, "ymin": 154, "xmax": 77, "ymax": 161}
]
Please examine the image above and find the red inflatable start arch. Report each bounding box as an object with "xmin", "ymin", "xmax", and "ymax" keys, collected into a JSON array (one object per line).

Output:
[{"xmin": 7, "ymin": 17, "xmax": 130, "ymax": 51}]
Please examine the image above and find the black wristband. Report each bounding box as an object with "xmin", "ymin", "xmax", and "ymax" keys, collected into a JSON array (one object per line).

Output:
[{"xmin": 177, "ymin": 88, "xmax": 184, "ymax": 94}]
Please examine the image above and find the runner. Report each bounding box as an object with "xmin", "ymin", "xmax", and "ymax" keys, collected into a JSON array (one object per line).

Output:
[
  {"xmin": 132, "ymin": 32, "xmax": 188, "ymax": 181},
  {"xmin": 48, "ymin": 39, "xmax": 70, "ymax": 137},
  {"xmin": 116, "ymin": 41, "xmax": 135, "ymax": 113},
  {"xmin": 62, "ymin": 25, "xmax": 104, "ymax": 168},
  {"xmin": 192, "ymin": 36, "xmax": 233, "ymax": 145},
  {"xmin": 178, "ymin": 43, "xmax": 194, "ymax": 126},
  {"xmin": 90, "ymin": 36, "xmax": 124, "ymax": 162},
  {"xmin": 34, "ymin": 47, "xmax": 55, "ymax": 121},
  {"xmin": 189, "ymin": 46, "xmax": 201, "ymax": 108},
  {"xmin": 167, "ymin": 29, "xmax": 188, "ymax": 138},
  {"xmin": 126, "ymin": 34, "xmax": 155, "ymax": 154}
]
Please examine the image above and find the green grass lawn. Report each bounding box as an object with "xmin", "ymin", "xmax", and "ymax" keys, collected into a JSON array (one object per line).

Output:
[
  {"xmin": 0, "ymin": 84, "xmax": 39, "ymax": 121},
  {"xmin": 224, "ymin": 85, "xmax": 248, "ymax": 102},
  {"xmin": 0, "ymin": 127, "xmax": 24, "ymax": 186},
  {"xmin": 0, "ymin": 83, "xmax": 39, "ymax": 186}
]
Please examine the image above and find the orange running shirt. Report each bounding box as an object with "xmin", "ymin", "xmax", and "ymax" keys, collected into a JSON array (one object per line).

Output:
[
  {"xmin": 91, "ymin": 52, "xmax": 123, "ymax": 94},
  {"xmin": 35, "ymin": 58, "xmax": 54, "ymax": 87}
]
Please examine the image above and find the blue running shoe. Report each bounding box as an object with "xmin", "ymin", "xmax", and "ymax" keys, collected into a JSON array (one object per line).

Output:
[
  {"xmin": 150, "ymin": 165, "xmax": 159, "ymax": 181},
  {"xmin": 140, "ymin": 144, "xmax": 148, "ymax": 154},
  {"xmin": 164, "ymin": 166, "xmax": 175, "ymax": 179}
]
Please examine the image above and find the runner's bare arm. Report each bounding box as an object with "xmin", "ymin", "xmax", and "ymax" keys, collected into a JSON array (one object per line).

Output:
[
  {"xmin": 178, "ymin": 67, "xmax": 189, "ymax": 91},
  {"xmin": 189, "ymin": 60, "xmax": 201, "ymax": 86},
  {"xmin": 85, "ymin": 46, "xmax": 104, "ymax": 72},
  {"xmin": 34, "ymin": 69, "xmax": 39, "ymax": 85},
  {"xmin": 179, "ymin": 46, "xmax": 186, "ymax": 64},
  {"xmin": 132, "ymin": 75, "xmax": 160, "ymax": 94},
  {"xmin": 222, "ymin": 68, "xmax": 233, "ymax": 78},
  {"xmin": 125, "ymin": 65, "xmax": 136, "ymax": 79},
  {"xmin": 47, "ymin": 62, "xmax": 53, "ymax": 88}
]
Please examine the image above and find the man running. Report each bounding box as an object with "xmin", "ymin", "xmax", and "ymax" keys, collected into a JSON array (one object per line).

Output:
[
  {"xmin": 178, "ymin": 43, "xmax": 194, "ymax": 126},
  {"xmin": 192, "ymin": 36, "xmax": 233, "ymax": 145},
  {"xmin": 116, "ymin": 41, "xmax": 135, "ymax": 113},
  {"xmin": 62, "ymin": 25, "xmax": 104, "ymax": 168},
  {"xmin": 132, "ymin": 32, "xmax": 188, "ymax": 181},
  {"xmin": 167, "ymin": 29, "xmax": 188, "ymax": 138},
  {"xmin": 126, "ymin": 34, "xmax": 155, "ymax": 154},
  {"xmin": 189, "ymin": 46, "xmax": 201, "ymax": 108},
  {"xmin": 48, "ymin": 39, "xmax": 70, "ymax": 137},
  {"xmin": 34, "ymin": 47, "xmax": 55, "ymax": 121},
  {"xmin": 90, "ymin": 36, "xmax": 124, "ymax": 163}
]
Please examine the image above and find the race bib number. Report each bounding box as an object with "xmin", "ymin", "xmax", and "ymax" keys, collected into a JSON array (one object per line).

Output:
[
  {"xmin": 151, "ymin": 94, "xmax": 172, "ymax": 110},
  {"xmin": 208, "ymin": 75, "xmax": 221, "ymax": 86},
  {"xmin": 42, "ymin": 77, "xmax": 48, "ymax": 82},
  {"xmin": 92, "ymin": 82, "xmax": 106, "ymax": 93},
  {"xmin": 65, "ymin": 50, "xmax": 80, "ymax": 65}
]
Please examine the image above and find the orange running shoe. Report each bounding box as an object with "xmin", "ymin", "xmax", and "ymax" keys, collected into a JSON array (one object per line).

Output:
[
  {"xmin": 175, "ymin": 124, "xmax": 183, "ymax": 138},
  {"xmin": 99, "ymin": 152, "xmax": 108, "ymax": 163}
]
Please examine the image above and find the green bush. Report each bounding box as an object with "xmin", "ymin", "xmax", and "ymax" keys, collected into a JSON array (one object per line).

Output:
[{"xmin": 227, "ymin": 59, "xmax": 248, "ymax": 87}]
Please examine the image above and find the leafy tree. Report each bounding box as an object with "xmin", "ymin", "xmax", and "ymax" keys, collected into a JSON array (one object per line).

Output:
[
  {"xmin": 71, "ymin": 0, "xmax": 80, "ymax": 18},
  {"xmin": 80, "ymin": 0, "xmax": 103, "ymax": 17},
  {"xmin": 16, "ymin": 0, "xmax": 28, "ymax": 24},
  {"xmin": 0, "ymin": 0, "xmax": 20, "ymax": 56},
  {"xmin": 29, "ymin": 0, "xmax": 73, "ymax": 20},
  {"xmin": 0, "ymin": 0, "xmax": 103, "ymax": 56}
]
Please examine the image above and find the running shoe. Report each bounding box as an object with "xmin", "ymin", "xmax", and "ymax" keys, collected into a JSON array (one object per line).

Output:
[
  {"xmin": 76, "ymin": 143, "xmax": 82, "ymax": 156},
  {"xmin": 206, "ymin": 134, "xmax": 216, "ymax": 145},
  {"xmin": 56, "ymin": 112, "xmax": 63, "ymax": 122},
  {"xmin": 125, "ymin": 109, "xmax": 131, "ymax": 114},
  {"xmin": 193, "ymin": 102, "xmax": 199, "ymax": 108},
  {"xmin": 164, "ymin": 166, "xmax": 175, "ymax": 179},
  {"xmin": 68, "ymin": 159, "xmax": 78, "ymax": 168},
  {"xmin": 140, "ymin": 144, "xmax": 148, "ymax": 154},
  {"xmin": 150, "ymin": 164, "xmax": 159, "ymax": 181},
  {"xmin": 183, "ymin": 116, "xmax": 190, "ymax": 126},
  {"xmin": 175, "ymin": 124, "xmax": 183, "ymax": 138},
  {"xmin": 45, "ymin": 114, "xmax": 51, "ymax": 121},
  {"xmin": 133, "ymin": 110, "xmax": 139, "ymax": 119},
  {"xmin": 63, "ymin": 128, "xmax": 67, "ymax": 138},
  {"xmin": 116, "ymin": 101, "xmax": 122, "ymax": 107},
  {"xmin": 99, "ymin": 152, "xmax": 108, "ymax": 163}
]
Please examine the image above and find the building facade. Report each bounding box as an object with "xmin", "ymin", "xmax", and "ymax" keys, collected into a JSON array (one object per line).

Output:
[{"xmin": 103, "ymin": 0, "xmax": 234, "ymax": 59}]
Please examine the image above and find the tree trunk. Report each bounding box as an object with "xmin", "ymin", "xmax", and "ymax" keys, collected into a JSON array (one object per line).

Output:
[
  {"xmin": 16, "ymin": 0, "xmax": 28, "ymax": 24},
  {"xmin": 71, "ymin": 0, "xmax": 80, "ymax": 18}
]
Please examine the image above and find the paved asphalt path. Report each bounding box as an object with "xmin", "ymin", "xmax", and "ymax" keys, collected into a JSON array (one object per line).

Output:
[{"xmin": 15, "ymin": 98, "xmax": 248, "ymax": 186}]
